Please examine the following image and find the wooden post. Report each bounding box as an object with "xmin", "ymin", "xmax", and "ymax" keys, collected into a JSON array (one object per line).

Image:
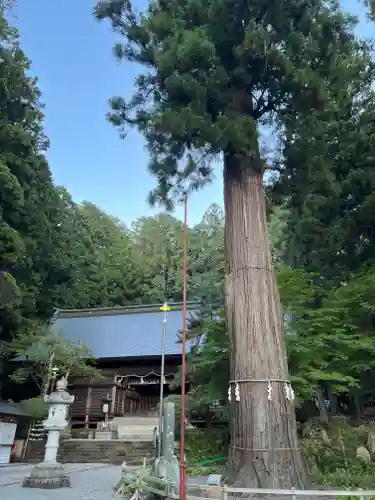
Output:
[
  {"xmin": 85, "ymin": 385, "xmax": 92, "ymax": 428},
  {"xmin": 122, "ymin": 391, "xmax": 125, "ymax": 415},
  {"xmin": 111, "ymin": 376, "xmax": 117, "ymax": 415},
  {"xmin": 22, "ymin": 422, "xmax": 32, "ymax": 461}
]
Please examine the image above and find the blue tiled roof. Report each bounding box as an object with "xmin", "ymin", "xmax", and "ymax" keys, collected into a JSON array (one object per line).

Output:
[
  {"xmin": 0, "ymin": 401, "xmax": 31, "ymax": 417},
  {"xmin": 52, "ymin": 303, "xmax": 199, "ymax": 359}
]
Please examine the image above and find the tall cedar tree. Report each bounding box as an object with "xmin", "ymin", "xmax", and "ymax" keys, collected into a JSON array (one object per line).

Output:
[{"xmin": 95, "ymin": 0, "xmax": 359, "ymax": 487}]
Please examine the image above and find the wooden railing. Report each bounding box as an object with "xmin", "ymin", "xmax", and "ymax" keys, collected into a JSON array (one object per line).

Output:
[{"xmin": 219, "ymin": 487, "xmax": 375, "ymax": 500}]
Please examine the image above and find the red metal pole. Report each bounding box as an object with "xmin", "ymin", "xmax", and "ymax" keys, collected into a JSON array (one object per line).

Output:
[{"xmin": 179, "ymin": 193, "xmax": 188, "ymax": 500}]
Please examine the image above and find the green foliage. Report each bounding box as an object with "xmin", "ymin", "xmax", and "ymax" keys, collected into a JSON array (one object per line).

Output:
[
  {"xmin": 355, "ymin": 0, "xmax": 375, "ymax": 21},
  {"xmin": 181, "ymin": 262, "xmax": 375, "ymax": 421},
  {"xmin": 186, "ymin": 312, "xmax": 228, "ymax": 417},
  {"xmin": 277, "ymin": 265, "xmax": 375, "ymax": 408},
  {"xmin": 269, "ymin": 206, "xmax": 289, "ymax": 266},
  {"xmin": 188, "ymin": 465, "xmax": 224, "ymax": 477},
  {"xmin": 1, "ymin": 324, "xmax": 102, "ymax": 393},
  {"xmin": 267, "ymin": 23, "xmax": 375, "ymax": 412},
  {"xmin": 94, "ymin": 0, "xmax": 362, "ymax": 206},
  {"xmin": 185, "ymin": 427, "xmax": 229, "ymax": 466},
  {"xmin": 0, "ymin": 7, "xmax": 224, "ymax": 401},
  {"xmin": 115, "ymin": 466, "xmax": 171, "ymax": 499},
  {"xmin": 301, "ymin": 418, "xmax": 375, "ymax": 489},
  {"xmin": 128, "ymin": 204, "xmax": 224, "ymax": 307},
  {"xmin": 115, "ymin": 467, "xmax": 154, "ymax": 499},
  {"xmin": 165, "ymin": 310, "xmax": 229, "ymax": 431},
  {"xmin": 189, "ymin": 204, "xmax": 224, "ymax": 312},
  {"xmin": 4, "ymin": 5, "xmax": 375, "ymax": 489},
  {"xmin": 0, "ymin": 271, "xmax": 20, "ymax": 306},
  {"xmin": 57, "ymin": 200, "xmax": 143, "ymax": 309},
  {"xmin": 19, "ymin": 396, "xmax": 48, "ymax": 419},
  {"xmin": 0, "ymin": 8, "xmax": 80, "ymax": 395},
  {"xmin": 93, "ymin": 0, "xmax": 375, "ymax": 483},
  {"xmin": 272, "ymin": 36, "xmax": 375, "ymax": 283},
  {"xmin": 130, "ymin": 213, "xmax": 185, "ymax": 303}
]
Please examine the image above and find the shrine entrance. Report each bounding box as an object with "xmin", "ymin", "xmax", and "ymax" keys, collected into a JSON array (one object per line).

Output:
[{"xmin": 114, "ymin": 373, "xmax": 175, "ymax": 416}]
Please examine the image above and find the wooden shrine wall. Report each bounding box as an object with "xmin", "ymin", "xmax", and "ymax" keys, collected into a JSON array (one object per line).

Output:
[{"xmin": 68, "ymin": 358, "xmax": 180, "ymax": 424}]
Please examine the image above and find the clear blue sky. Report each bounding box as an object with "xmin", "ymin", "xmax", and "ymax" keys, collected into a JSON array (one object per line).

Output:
[{"xmin": 10, "ymin": 0, "xmax": 372, "ymax": 226}]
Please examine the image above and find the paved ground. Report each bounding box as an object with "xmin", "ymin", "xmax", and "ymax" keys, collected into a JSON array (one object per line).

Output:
[
  {"xmin": 0, "ymin": 463, "xmax": 212, "ymax": 500},
  {"xmin": 0, "ymin": 464, "xmax": 122, "ymax": 500}
]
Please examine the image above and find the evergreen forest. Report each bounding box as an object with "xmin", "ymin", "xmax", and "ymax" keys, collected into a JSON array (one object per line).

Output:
[{"xmin": 2, "ymin": 0, "xmax": 375, "ymax": 489}]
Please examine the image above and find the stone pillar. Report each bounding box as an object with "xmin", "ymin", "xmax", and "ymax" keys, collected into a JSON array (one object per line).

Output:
[
  {"xmin": 23, "ymin": 378, "xmax": 75, "ymax": 489},
  {"xmin": 161, "ymin": 401, "xmax": 175, "ymax": 460},
  {"xmin": 154, "ymin": 402, "xmax": 179, "ymax": 482},
  {"xmin": 44, "ymin": 429, "xmax": 60, "ymax": 462}
]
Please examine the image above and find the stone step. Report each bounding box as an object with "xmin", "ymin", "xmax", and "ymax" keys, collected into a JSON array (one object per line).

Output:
[
  {"xmin": 118, "ymin": 430, "xmax": 154, "ymax": 437},
  {"xmin": 113, "ymin": 416, "xmax": 158, "ymax": 441},
  {"xmin": 116, "ymin": 425, "xmax": 156, "ymax": 440},
  {"xmin": 59, "ymin": 440, "xmax": 154, "ymax": 465},
  {"xmin": 95, "ymin": 432, "xmax": 116, "ymax": 441},
  {"xmin": 117, "ymin": 424, "xmax": 156, "ymax": 428},
  {"xmin": 113, "ymin": 416, "xmax": 157, "ymax": 440},
  {"xmin": 25, "ymin": 438, "xmax": 154, "ymax": 465},
  {"xmin": 113, "ymin": 417, "xmax": 158, "ymax": 426},
  {"xmin": 116, "ymin": 425, "xmax": 156, "ymax": 431},
  {"xmin": 118, "ymin": 437, "xmax": 153, "ymax": 442}
]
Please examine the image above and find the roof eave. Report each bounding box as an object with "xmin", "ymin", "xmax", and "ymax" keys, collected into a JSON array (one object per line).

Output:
[{"xmin": 55, "ymin": 301, "xmax": 200, "ymax": 319}]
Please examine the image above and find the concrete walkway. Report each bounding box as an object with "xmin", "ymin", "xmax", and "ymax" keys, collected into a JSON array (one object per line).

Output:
[{"xmin": 0, "ymin": 464, "xmax": 121, "ymax": 499}]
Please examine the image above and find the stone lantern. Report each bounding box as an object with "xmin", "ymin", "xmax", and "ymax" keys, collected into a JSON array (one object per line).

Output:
[{"xmin": 23, "ymin": 377, "xmax": 75, "ymax": 489}]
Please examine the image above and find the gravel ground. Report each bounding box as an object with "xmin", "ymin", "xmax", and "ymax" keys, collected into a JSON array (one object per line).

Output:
[{"xmin": 0, "ymin": 464, "xmax": 123, "ymax": 500}]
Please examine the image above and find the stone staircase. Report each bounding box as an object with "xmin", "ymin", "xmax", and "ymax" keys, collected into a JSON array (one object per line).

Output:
[
  {"xmin": 112, "ymin": 416, "xmax": 158, "ymax": 441},
  {"xmin": 25, "ymin": 415, "xmax": 158, "ymax": 465},
  {"xmin": 25, "ymin": 438, "xmax": 154, "ymax": 465},
  {"xmin": 28, "ymin": 420, "xmax": 46, "ymax": 442},
  {"xmin": 58, "ymin": 439, "xmax": 154, "ymax": 465}
]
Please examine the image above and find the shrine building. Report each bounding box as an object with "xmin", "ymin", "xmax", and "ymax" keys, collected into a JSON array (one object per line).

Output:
[{"xmin": 51, "ymin": 301, "xmax": 198, "ymax": 428}]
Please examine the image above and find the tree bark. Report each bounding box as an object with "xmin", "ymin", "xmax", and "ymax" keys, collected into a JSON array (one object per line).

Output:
[
  {"xmin": 326, "ymin": 383, "xmax": 338, "ymax": 415},
  {"xmin": 224, "ymin": 153, "xmax": 307, "ymax": 488},
  {"xmin": 315, "ymin": 387, "xmax": 329, "ymax": 426},
  {"xmin": 349, "ymin": 391, "xmax": 362, "ymax": 423}
]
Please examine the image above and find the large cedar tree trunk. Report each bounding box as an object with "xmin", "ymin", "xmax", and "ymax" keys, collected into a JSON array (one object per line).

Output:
[{"xmin": 224, "ymin": 154, "xmax": 307, "ymax": 488}]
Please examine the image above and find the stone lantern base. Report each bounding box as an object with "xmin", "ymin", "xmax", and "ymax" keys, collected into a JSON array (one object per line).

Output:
[{"xmin": 22, "ymin": 462, "xmax": 71, "ymax": 489}]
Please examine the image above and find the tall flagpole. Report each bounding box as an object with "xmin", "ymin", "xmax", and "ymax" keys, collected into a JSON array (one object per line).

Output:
[
  {"xmin": 180, "ymin": 193, "xmax": 188, "ymax": 500},
  {"xmin": 159, "ymin": 301, "xmax": 169, "ymax": 457}
]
